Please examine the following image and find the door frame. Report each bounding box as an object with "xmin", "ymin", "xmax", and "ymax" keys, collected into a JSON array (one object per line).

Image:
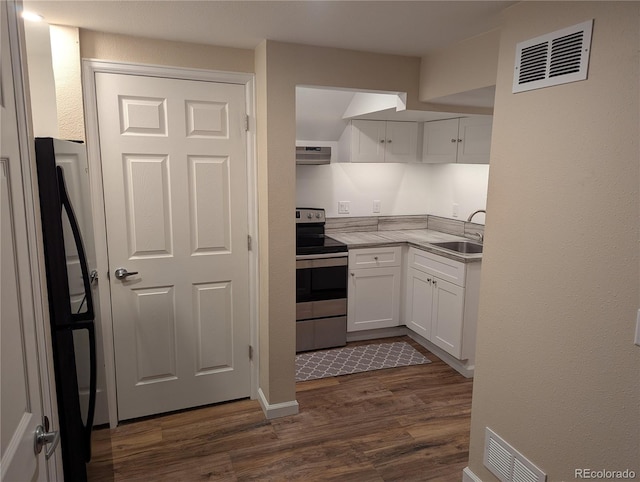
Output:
[
  {"xmin": 82, "ymin": 59, "xmax": 259, "ymax": 427},
  {"xmin": 4, "ymin": 0, "xmax": 62, "ymax": 478}
]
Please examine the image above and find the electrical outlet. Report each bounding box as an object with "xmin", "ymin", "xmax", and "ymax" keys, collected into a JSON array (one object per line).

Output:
[
  {"xmin": 338, "ymin": 201, "xmax": 350, "ymax": 214},
  {"xmin": 452, "ymin": 203, "xmax": 459, "ymax": 218},
  {"xmin": 373, "ymin": 200, "xmax": 381, "ymax": 213}
]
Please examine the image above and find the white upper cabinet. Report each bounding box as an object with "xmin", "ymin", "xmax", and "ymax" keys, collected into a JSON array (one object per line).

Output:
[
  {"xmin": 339, "ymin": 120, "xmax": 418, "ymax": 163},
  {"xmin": 421, "ymin": 118, "xmax": 459, "ymax": 164},
  {"xmin": 349, "ymin": 120, "xmax": 387, "ymax": 163},
  {"xmin": 385, "ymin": 121, "xmax": 419, "ymax": 163},
  {"xmin": 457, "ymin": 117, "xmax": 493, "ymax": 164},
  {"xmin": 422, "ymin": 116, "xmax": 493, "ymax": 164}
]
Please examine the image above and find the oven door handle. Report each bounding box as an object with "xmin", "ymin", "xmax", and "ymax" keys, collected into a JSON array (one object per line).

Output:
[
  {"xmin": 296, "ymin": 252, "xmax": 348, "ymax": 260},
  {"xmin": 296, "ymin": 257, "xmax": 348, "ymax": 269}
]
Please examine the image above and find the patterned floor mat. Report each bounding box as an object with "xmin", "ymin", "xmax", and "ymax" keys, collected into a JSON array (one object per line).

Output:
[{"xmin": 295, "ymin": 341, "xmax": 431, "ymax": 382}]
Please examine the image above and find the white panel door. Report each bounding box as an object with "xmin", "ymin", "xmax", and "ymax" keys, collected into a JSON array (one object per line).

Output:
[
  {"xmin": 1, "ymin": 1, "xmax": 49, "ymax": 479},
  {"xmin": 385, "ymin": 121, "xmax": 417, "ymax": 163},
  {"xmin": 95, "ymin": 72, "xmax": 251, "ymax": 421},
  {"xmin": 350, "ymin": 120, "xmax": 386, "ymax": 163}
]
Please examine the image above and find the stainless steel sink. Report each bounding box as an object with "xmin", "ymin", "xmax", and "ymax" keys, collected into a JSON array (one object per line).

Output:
[{"xmin": 431, "ymin": 241, "xmax": 483, "ymax": 254}]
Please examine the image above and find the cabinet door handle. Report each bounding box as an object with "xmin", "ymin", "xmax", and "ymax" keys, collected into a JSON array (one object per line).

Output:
[
  {"xmin": 380, "ymin": 139, "xmax": 385, "ymax": 143},
  {"xmin": 351, "ymin": 272, "xmax": 355, "ymax": 277},
  {"xmin": 387, "ymin": 139, "xmax": 392, "ymax": 143},
  {"xmin": 433, "ymin": 280, "xmax": 437, "ymax": 286},
  {"xmin": 373, "ymin": 256, "xmax": 379, "ymax": 261},
  {"xmin": 451, "ymin": 138, "xmax": 457, "ymax": 143},
  {"xmin": 457, "ymin": 138, "xmax": 463, "ymax": 143}
]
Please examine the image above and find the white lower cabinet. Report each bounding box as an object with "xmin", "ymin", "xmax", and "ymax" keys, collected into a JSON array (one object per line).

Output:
[
  {"xmin": 430, "ymin": 276, "xmax": 465, "ymax": 357},
  {"xmin": 405, "ymin": 247, "xmax": 479, "ymax": 360},
  {"xmin": 348, "ymin": 247, "xmax": 402, "ymax": 331},
  {"xmin": 406, "ymin": 266, "xmax": 465, "ymax": 357},
  {"xmin": 405, "ymin": 267, "xmax": 434, "ymax": 339}
]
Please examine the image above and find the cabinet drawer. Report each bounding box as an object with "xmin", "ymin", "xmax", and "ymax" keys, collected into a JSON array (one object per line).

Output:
[
  {"xmin": 349, "ymin": 246, "xmax": 401, "ymax": 269},
  {"xmin": 408, "ymin": 247, "xmax": 466, "ymax": 286}
]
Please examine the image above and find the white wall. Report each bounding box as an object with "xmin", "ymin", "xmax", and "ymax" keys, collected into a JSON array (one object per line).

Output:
[
  {"xmin": 296, "ymin": 162, "xmax": 489, "ymax": 221},
  {"xmin": 426, "ymin": 164, "xmax": 489, "ymax": 222}
]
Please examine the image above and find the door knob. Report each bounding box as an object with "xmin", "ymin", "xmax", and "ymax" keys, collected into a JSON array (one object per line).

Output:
[
  {"xmin": 114, "ymin": 267, "xmax": 139, "ymax": 280},
  {"xmin": 34, "ymin": 417, "xmax": 59, "ymax": 459}
]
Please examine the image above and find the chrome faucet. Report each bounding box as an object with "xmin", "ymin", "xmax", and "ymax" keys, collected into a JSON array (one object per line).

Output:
[{"xmin": 467, "ymin": 209, "xmax": 486, "ymax": 223}]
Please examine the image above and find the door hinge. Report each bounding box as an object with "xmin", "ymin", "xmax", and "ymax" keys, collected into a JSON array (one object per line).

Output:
[
  {"xmin": 249, "ymin": 345, "xmax": 254, "ymax": 360},
  {"xmin": 248, "ymin": 234, "xmax": 252, "ymax": 251},
  {"xmin": 245, "ymin": 115, "xmax": 250, "ymax": 132}
]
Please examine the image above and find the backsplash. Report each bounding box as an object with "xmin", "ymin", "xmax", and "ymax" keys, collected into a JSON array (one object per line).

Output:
[
  {"xmin": 325, "ymin": 214, "xmax": 484, "ymax": 240},
  {"xmin": 296, "ymin": 163, "xmax": 489, "ymax": 219}
]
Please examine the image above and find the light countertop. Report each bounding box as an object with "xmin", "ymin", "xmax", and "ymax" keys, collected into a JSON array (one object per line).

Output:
[{"xmin": 327, "ymin": 229, "xmax": 483, "ymax": 263}]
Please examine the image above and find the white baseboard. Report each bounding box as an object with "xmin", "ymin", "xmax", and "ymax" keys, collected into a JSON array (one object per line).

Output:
[
  {"xmin": 257, "ymin": 388, "xmax": 299, "ymax": 419},
  {"xmin": 463, "ymin": 467, "xmax": 482, "ymax": 482}
]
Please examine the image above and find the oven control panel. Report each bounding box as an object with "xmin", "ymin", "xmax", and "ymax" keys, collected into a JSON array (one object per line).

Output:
[{"xmin": 296, "ymin": 208, "xmax": 325, "ymax": 223}]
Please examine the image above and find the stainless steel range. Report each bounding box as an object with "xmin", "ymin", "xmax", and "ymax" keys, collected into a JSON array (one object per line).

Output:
[{"xmin": 296, "ymin": 208, "xmax": 348, "ymax": 352}]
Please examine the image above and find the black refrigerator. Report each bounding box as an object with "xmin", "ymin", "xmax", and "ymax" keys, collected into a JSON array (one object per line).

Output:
[{"xmin": 35, "ymin": 138, "xmax": 97, "ymax": 482}]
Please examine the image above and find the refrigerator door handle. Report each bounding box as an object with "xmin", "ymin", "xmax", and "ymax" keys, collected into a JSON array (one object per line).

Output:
[
  {"xmin": 56, "ymin": 166, "xmax": 94, "ymax": 322},
  {"xmin": 83, "ymin": 322, "xmax": 97, "ymax": 462},
  {"xmin": 56, "ymin": 165, "xmax": 97, "ymax": 462}
]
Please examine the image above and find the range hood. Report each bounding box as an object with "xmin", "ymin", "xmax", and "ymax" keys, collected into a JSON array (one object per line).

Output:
[{"xmin": 296, "ymin": 146, "xmax": 331, "ymax": 165}]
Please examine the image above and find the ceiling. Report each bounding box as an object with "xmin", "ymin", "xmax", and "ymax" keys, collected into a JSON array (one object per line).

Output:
[{"xmin": 23, "ymin": 0, "xmax": 513, "ymax": 57}]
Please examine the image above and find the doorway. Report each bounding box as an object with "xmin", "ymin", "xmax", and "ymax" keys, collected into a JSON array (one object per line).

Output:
[{"xmin": 84, "ymin": 61, "xmax": 258, "ymax": 424}]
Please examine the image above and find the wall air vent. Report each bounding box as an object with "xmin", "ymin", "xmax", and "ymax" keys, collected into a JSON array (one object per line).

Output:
[
  {"xmin": 513, "ymin": 20, "xmax": 593, "ymax": 93},
  {"xmin": 484, "ymin": 428, "xmax": 547, "ymax": 482}
]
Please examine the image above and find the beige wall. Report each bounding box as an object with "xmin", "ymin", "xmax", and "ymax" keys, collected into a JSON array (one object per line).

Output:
[
  {"xmin": 254, "ymin": 41, "xmax": 275, "ymax": 398},
  {"xmin": 46, "ymin": 30, "xmax": 255, "ymax": 142},
  {"xmin": 79, "ymin": 30, "xmax": 254, "ymax": 74},
  {"xmin": 420, "ymin": 29, "xmax": 500, "ymax": 104},
  {"xmin": 50, "ymin": 26, "xmax": 84, "ymax": 140},
  {"xmin": 468, "ymin": 2, "xmax": 640, "ymax": 480},
  {"xmin": 256, "ymin": 41, "xmax": 427, "ymax": 404}
]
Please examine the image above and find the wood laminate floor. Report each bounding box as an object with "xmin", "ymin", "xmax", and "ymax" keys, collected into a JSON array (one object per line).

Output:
[{"xmin": 87, "ymin": 337, "xmax": 473, "ymax": 481}]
